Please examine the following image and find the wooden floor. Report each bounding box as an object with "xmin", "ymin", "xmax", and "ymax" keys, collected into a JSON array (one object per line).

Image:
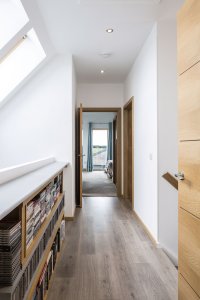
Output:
[{"xmin": 47, "ymin": 197, "xmax": 177, "ymax": 300}]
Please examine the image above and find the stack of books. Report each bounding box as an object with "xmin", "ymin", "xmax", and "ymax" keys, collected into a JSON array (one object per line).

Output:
[
  {"xmin": 35, "ymin": 248, "xmax": 54, "ymax": 300},
  {"xmin": 33, "ymin": 197, "xmax": 41, "ymax": 237},
  {"xmin": 53, "ymin": 174, "xmax": 62, "ymax": 202},
  {"xmin": 36, "ymin": 262, "xmax": 48, "ymax": 300},
  {"xmin": 25, "ymin": 175, "xmax": 63, "ymax": 252},
  {"xmin": 12, "ymin": 196, "xmax": 65, "ymax": 299},
  {"xmin": 40, "ymin": 190, "xmax": 46, "ymax": 225},
  {"xmin": 52, "ymin": 231, "xmax": 60, "ymax": 268},
  {"xmin": 0, "ymin": 221, "xmax": 21, "ymax": 286},
  {"xmin": 26, "ymin": 201, "xmax": 34, "ymax": 250},
  {"xmin": 45, "ymin": 183, "xmax": 53, "ymax": 216},
  {"xmin": 34, "ymin": 230, "xmax": 60, "ymax": 300}
]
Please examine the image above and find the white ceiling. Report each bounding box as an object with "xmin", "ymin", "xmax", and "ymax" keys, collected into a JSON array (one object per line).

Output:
[{"xmin": 35, "ymin": 0, "xmax": 183, "ymax": 83}]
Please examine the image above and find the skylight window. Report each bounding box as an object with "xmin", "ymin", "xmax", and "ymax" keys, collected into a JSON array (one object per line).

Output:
[
  {"xmin": 0, "ymin": 29, "xmax": 46, "ymax": 103},
  {"xmin": 0, "ymin": 0, "xmax": 29, "ymax": 50},
  {"xmin": 0, "ymin": 0, "xmax": 47, "ymax": 106}
]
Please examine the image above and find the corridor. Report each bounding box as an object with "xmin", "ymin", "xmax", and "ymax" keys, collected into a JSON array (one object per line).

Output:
[{"xmin": 47, "ymin": 197, "xmax": 177, "ymax": 300}]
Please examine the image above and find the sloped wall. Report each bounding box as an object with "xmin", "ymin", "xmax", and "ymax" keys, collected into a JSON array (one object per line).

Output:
[{"xmin": 0, "ymin": 54, "xmax": 76, "ymax": 217}]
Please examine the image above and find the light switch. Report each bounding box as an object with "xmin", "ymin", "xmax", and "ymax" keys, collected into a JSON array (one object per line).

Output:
[{"xmin": 149, "ymin": 153, "xmax": 153, "ymax": 160}]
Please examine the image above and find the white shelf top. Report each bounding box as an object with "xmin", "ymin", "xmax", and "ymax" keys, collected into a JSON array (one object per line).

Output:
[{"xmin": 0, "ymin": 161, "xmax": 68, "ymax": 220}]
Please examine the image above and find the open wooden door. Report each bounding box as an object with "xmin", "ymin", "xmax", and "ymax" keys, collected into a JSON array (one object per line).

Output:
[
  {"xmin": 76, "ymin": 104, "xmax": 83, "ymax": 207},
  {"xmin": 177, "ymin": 1, "xmax": 200, "ymax": 298}
]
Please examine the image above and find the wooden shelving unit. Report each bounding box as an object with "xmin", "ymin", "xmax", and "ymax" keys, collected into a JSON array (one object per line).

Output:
[
  {"xmin": 25, "ymin": 209, "xmax": 64, "ymax": 300},
  {"xmin": 0, "ymin": 164, "xmax": 67, "ymax": 300}
]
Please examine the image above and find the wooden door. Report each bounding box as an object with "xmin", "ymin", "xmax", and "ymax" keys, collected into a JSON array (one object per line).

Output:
[
  {"xmin": 178, "ymin": 1, "xmax": 200, "ymax": 298},
  {"xmin": 177, "ymin": 0, "xmax": 200, "ymax": 75},
  {"xmin": 179, "ymin": 274, "xmax": 200, "ymax": 300},
  {"xmin": 179, "ymin": 62, "xmax": 200, "ymax": 141},
  {"xmin": 123, "ymin": 98, "xmax": 134, "ymax": 208},
  {"xmin": 113, "ymin": 117, "xmax": 117, "ymax": 185},
  {"xmin": 76, "ymin": 104, "xmax": 83, "ymax": 207},
  {"xmin": 179, "ymin": 209, "xmax": 200, "ymax": 297}
]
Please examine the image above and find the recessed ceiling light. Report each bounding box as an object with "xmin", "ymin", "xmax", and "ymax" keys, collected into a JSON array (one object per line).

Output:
[
  {"xmin": 106, "ymin": 28, "xmax": 113, "ymax": 33},
  {"xmin": 100, "ymin": 70, "xmax": 104, "ymax": 74}
]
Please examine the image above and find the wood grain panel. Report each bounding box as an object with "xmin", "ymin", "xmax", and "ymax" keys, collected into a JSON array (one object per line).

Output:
[
  {"xmin": 179, "ymin": 274, "xmax": 200, "ymax": 300},
  {"xmin": 179, "ymin": 141, "xmax": 200, "ymax": 218},
  {"xmin": 179, "ymin": 62, "xmax": 200, "ymax": 141},
  {"xmin": 177, "ymin": 0, "xmax": 200, "ymax": 75},
  {"xmin": 179, "ymin": 208, "xmax": 200, "ymax": 297}
]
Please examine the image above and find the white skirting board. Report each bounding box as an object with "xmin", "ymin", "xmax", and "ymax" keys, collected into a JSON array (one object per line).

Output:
[
  {"xmin": 162, "ymin": 246, "xmax": 178, "ymax": 267},
  {"xmin": 0, "ymin": 157, "xmax": 55, "ymax": 185}
]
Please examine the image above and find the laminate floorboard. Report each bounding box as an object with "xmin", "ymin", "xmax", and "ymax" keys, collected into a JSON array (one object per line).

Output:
[{"xmin": 47, "ymin": 197, "xmax": 177, "ymax": 300}]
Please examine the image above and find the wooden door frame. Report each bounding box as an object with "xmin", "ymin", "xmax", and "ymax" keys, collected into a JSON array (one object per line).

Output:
[
  {"xmin": 81, "ymin": 107, "xmax": 122, "ymax": 198},
  {"xmin": 123, "ymin": 97, "xmax": 134, "ymax": 209},
  {"xmin": 113, "ymin": 116, "xmax": 117, "ymax": 185},
  {"xmin": 75, "ymin": 104, "xmax": 83, "ymax": 207}
]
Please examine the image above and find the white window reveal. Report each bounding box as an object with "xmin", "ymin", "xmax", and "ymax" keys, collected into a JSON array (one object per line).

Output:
[
  {"xmin": 0, "ymin": 29, "xmax": 46, "ymax": 103},
  {"xmin": 0, "ymin": 0, "xmax": 29, "ymax": 50}
]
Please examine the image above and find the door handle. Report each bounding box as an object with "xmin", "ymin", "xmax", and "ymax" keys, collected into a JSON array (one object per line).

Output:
[
  {"xmin": 175, "ymin": 172, "xmax": 185, "ymax": 181},
  {"xmin": 77, "ymin": 154, "xmax": 86, "ymax": 157}
]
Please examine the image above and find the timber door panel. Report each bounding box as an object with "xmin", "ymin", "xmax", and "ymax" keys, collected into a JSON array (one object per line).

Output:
[
  {"xmin": 179, "ymin": 274, "xmax": 200, "ymax": 300},
  {"xmin": 178, "ymin": 1, "xmax": 200, "ymax": 298},
  {"xmin": 179, "ymin": 209, "xmax": 200, "ymax": 297},
  {"xmin": 179, "ymin": 62, "xmax": 200, "ymax": 141},
  {"xmin": 177, "ymin": 0, "xmax": 200, "ymax": 75},
  {"xmin": 179, "ymin": 141, "xmax": 200, "ymax": 219}
]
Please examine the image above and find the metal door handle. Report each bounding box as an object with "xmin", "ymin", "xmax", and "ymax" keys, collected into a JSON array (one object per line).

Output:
[
  {"xmin": 175, "ymin": 172, "xmax": 185, "ymax": 181},
  {"xmin": 77, "ymin": 154, "xmax": 86, "ymax": 157}
]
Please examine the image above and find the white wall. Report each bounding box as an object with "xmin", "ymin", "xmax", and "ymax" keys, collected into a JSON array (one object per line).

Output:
[
  {"xmin": 0, "ymin": 54, "xmax": 76, "ymax": 217},
  {"xmin": 124, "ymin": 25, "xmax": 158, "ymax": 241},
  {"xmin": 71, "ymin": 58, "xmax": 77, "ymax": 216},
  {"xmin": 157, "ymin": 18, "xmax": 178, "ymax": 264},
  {"xmin": 124, "ymin": 20, "xmax": 178, "ymax": 263},
  {"xmin": 77, "ymin": 83, "xmax": 123, "ymax": 107}
]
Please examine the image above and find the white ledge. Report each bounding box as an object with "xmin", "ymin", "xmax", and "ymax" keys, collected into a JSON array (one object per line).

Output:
[
  {"xmin": 0, "ymin": 161, "xmax": 68, "ymax": 220},
  {"xmin": 0, "ymin": 157, "xmax": 55, "ymax": 185}
]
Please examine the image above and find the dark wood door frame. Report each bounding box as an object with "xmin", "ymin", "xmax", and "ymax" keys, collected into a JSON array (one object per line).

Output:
[
  {"xmin": 80, "ymin": 107, "xmax": 122, "ymax": 198},
  {"xmin": 75, "ymin": 104, "xmax": 83, "ymax": 207},
  {"xmin": 113, "ymin": 116, "xmax": 117, "ymax": 185},
  {"xmin": 123, "ymin": 97, "xmax": 134, "ymax": 209}
]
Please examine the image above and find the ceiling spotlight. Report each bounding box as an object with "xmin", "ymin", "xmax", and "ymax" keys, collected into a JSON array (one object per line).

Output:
[
  {"xmin": 100, "ymin": 70, "xmax": 104, "ymax": 74},
  {"xmin": 106, "ymin": 28, "xmax": 113, "ymax": 33}
]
